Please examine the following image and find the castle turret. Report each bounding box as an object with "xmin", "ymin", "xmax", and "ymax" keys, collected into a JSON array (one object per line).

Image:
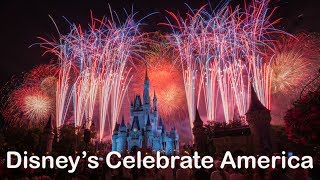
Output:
[
  {"xmin": 161, "ymin": 123, "xmax": 166, "ymax": 137},
  {"xmin": 119, "ymin": 115, "xmax": 127, "ymax": 132},
  {"xmin": 157, "ymin": 117, "xmax": 164, "ymax": 134},
  {"xmin": 114, "ymin": 123, "xmax": 120, "ymax": 134},
  {"xmin": 130, "ymin": 101, "xmax": 134, "ymax": 111},
  {"xmin": 170, "ymin": 127, "xmax": 179, "ymax": 154},
  {"xmin": 134, "ymin": 95, "xmax": 143, "ymax": 110},
  {"xmin": 41, "ymin": 115, "xmax": 54, "ymax": 154},
  {"xmin": 153, "ymin": 89, "xmax": 158, "ymax": 112},
  {"xmin": 116, "ymin": 115, "xmax": 127, "ymax": 153},
  {"xmin": 192, "ymin": 109, "xmax": 207, "ymax": 153},
  {"xmin": 112, "ymin": 123, "xmax": 120, "ymax": 151},
  {"xmin": 246, "ymin": 84, "xmax": 272, "ymax": 155},
  {"xmin": 145, "ymin": 114, "xmax": 154, "ymax": 148},
  {"xmin": 146, "ymin": 114, "xmax": 152, "ymax": 132},
  {"xmin": 170, "ymin": 127, "xmax": 179, "ymax": 140}
]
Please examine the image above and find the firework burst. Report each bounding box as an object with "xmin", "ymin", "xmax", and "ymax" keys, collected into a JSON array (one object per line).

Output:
[
  {"xmin": 23, "ymin": 91, "xmax": 53, "ymax": 121},
  {"xmin": 131, "ymin": 58, "xmax": 187, "ymax": 121},
  {"xmin": 4, "ymin": 87, "xmax": 53, "ymax": 126},
  {"xmin": 271, "ymin": 34, "xmax": 320, "ymax": 96}
]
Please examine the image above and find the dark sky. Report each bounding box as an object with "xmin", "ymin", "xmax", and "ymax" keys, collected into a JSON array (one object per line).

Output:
[{"xmin": 0, "ymin": 0, "xmax": 319, "ymax": 85}]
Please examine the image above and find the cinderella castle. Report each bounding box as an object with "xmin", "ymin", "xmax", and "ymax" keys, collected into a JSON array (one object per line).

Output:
[{"xmin": 112, "ymin": 69, "xmax": 179, "ymax": 155}]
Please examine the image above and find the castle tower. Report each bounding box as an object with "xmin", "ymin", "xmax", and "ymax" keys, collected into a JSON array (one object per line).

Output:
[
  {"xmin": 157, "ymin": 117, "xmax": 164, "ymax": 134},
  {"xmin": 152, "ymin": 90, "xmax": 158, "ymax": 132},
  {"xmin": 145, "ymin": 114, "xmax": 154, "ymax": 148},
  {"xmin": 117, "ymin": 116, "xmax": 127, "ymax": 153},
  {"xmin": 112, "ymin": 123, "xmax": 120, "ymax": 151},
  {"xmin": 146, "ymin": 114, "xmax": 152, "ymax": 132},
  {"xmin": 42, "ymin": 116, "xmax": 54, "ymax": 154},
  {"xmin": 119, "ymin": 115, "xmax": 127, "ymax": 132},
  {"xmin": 143, "ymin": 68, "xmax": 151, "ymax": 105},
  {"xmin": 246, "ymin": 85, "xmax": 272, "ymax": 155},
  {"xmin": 192, "ymin": 109, "xmax": 207, "ymax": 154},
  {"xmin": 153, "ymin": 89, "xmax": 158, "ymax": 112},
  {"xmin": 161, "ymin": 123, "xmax": 167, "ymax": 152},
  {"xmin": 170, "ymin": 127, "xmax": 179, "ymax": 154}
]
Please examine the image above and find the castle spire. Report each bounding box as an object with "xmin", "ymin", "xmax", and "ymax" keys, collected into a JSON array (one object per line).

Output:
[
  {"xmin": 246, "ymin": 83, "xmax": 272, "ymax": 155},
  {"xmin": 146, "ymin": 114, "xmax": 151, "ymax": 126},
  {"xmin": 143, "ymin": 67, "xmax": 151, "ymax": 104},
  {"xmin": 120, "ymin": 115, "xmax": 126, "ymax": 127},
  {"xmin": 247, "ymin": 84, "xmax": 268, "ymax": 112},
  {"xmin": 154, "ymin": 89, "xmax": 157, "ymax": 99},
  {"xmin": 194, "ymin": 108, "xmax": 203, "ymax": 127},
  {"xmin": 145, "ymin": 67, "xmax": 149, "ymax": 81},
  {"xmin": 159, "ymin": 117, "xmax": 163, "ymax": 126},
  {"xmin": 153, "ymin": 89, "xmax": 158, "ymax": 111}
]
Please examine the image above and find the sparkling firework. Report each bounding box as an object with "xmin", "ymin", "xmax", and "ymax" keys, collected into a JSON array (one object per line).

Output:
[
  {"xmin": 165, "ymin": 7, "xmax": 204, "ymax": 135},
  {"xmin": 23, "ymin": 92, "xmax": 53, "ymax": 121},
  {"xmin": 24, "ymin": 64, "xmax": 59, "ymax": 86},
  {"xmin": 166, "ymin": 0, "xmax": 281, "ymax": 126},
  {"xmin": 12, "ymin": 87, "xmax": 53, "ymax": 124},
  {"xmin": 1, "ymin": 64, "xmax": 58, "ymax": 126},
  {"xmin": 271, "ymin": 34, "xmax": 320, "ymax": 96},
  {"xmin": 39, "ymin": 11, "xmax": 145, "ymax": 141}
]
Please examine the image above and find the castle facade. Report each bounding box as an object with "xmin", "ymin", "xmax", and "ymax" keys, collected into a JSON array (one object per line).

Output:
[{"xmin": 112, "ymin": 69, "xmax": 179, "ymax": 155}]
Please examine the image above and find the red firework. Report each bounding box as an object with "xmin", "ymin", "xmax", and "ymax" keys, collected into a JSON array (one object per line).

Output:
[
  {"xmin": 130, "ymin": 35, "xmax": 187, "ymax": 121},
  {"xmin": 24, "ymin": 64, "xmax": 59, "ymax": 86}
]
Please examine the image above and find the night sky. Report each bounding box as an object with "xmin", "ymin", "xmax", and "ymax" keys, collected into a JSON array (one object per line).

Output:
[{"xmin": 1, "ymin": 0, "xmax": 319, "ymax": 85}]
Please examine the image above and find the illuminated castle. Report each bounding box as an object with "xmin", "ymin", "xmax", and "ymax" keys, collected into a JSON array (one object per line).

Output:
[{"xmin": 112, "ymin": 69, "xmax": 179, "ymax": 155}]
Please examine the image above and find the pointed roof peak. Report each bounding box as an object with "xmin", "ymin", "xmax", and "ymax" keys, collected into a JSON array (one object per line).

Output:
[
  {"xmin": 159, "ymin": 116, "xmax": 163, "ymax": 126},
  {"xmin": 146, "ymin": 114, "xmax": 151, "ymax": 126},
  {"xmin": 131, "ymin": 116, "xmax": 140, "ymax": 130},
  {"xmin": 193, "ymin": 108, "xmax": 203, "ymax": 127},
  {"xmin": 247, "ymin": 84, "xmax": 268, "ymax": 112},
  {"xmin": 161, "ymin": 125, "xmax": 166, "ymax": 134},
  {"xmin": 195, "ymin": 108, "xmax": 202, "ymax": 122},
  {"xmin": 145, "ymin": 67, "xmax": 149, "ymax": 81},
  {"xmin": 120, "ymin": 115, "xmax": 126, "ymax": 127},
  {"xmin": 113, "ymin": 122, "xmax": 120, "ymax": 132}
]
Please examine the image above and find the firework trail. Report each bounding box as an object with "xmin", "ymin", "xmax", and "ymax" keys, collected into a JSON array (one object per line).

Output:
[
  {"xmin": 165, "ymin": 8, "xmax": 205, "ymax": 136},
  {"xmin": 98, "ymin": 68, "xmax": 113, "ymax": 141},
  {"xmin": 39, "ymin": 10, "xmax": 145, "ymax": 141},
  {"xmin": 73, "ymin": 72, "xmax": 89, "ymax": 128},
  {"xmin": 166, "ymin": 0, "xmax": 282, "ymax": 125}
]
